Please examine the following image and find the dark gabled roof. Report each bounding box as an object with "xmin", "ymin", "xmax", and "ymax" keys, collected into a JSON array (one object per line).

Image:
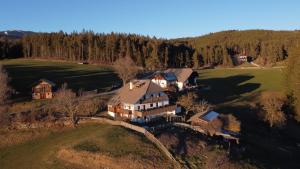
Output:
[
  {"xmin": 108, "ymin": 79, "xmax": 164, "ymax": 105},
  {"xmin": 164, "ymin": 72, "xmax": 177, "ymax": 81},
  {"xmin": 164, "ymin": 68, "xmax": 194, "ymax": 82},
  {"xmin": 153, "ymin": 71, "xmax": 177, "ymax": 81},
  {"xmin": 33, "ymin": 79, "xmax": 56, "ymax": 87}
]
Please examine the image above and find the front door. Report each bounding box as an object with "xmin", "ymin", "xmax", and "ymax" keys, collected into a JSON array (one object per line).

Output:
[{"xmin": 40, "ymin": 85, "xmax": 47, "ymax": 99}]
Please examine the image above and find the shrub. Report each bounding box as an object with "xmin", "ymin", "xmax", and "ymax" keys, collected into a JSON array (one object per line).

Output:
[{"xmin": 259, "ymin": 91, "xmax": 286, "ymax": 127}]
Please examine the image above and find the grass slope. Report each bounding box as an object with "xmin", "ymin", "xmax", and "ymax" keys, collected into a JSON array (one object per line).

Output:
[
  {"xmin": 198, "ymin": 68, "xmax": 300, "ymax": 169},
  {"xmin": 0, "ymin": 59, "xmax": 120, "ymax": 94},
  {"xmin": 197, "ymin": 68, "xmax": 284, "ymax": 104},
  {"xmin": 0, "ymin": 124, "xmax": 172, "ymax": 169}
]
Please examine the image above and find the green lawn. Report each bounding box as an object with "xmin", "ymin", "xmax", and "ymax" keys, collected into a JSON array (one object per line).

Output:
[
  {"xmin": 0, "ymin": 59, "xmax": 120, "ymax": 94},
  {"xmin": 197, "ymin": 68, "xmax": 284, "ymax": 104},
  {"xmin": 197, "ymin": 68, "xmax": 300, "ymax": 169},
  {"xmin": 0, "ymin": 123, "xmax": 172, "ymax": 169}
]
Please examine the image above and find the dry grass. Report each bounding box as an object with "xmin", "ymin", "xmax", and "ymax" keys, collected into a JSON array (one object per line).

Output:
[
  {"xmin": 0, "ymin": 123, "xmax": 174, "ymax": 169},
  {"xmin": 0, "ymin": 127, "xmax": 68, "ymax": 148},
  {"xmin": 57, "ymin": 148, "xmax": 173, "ymax": 169}
]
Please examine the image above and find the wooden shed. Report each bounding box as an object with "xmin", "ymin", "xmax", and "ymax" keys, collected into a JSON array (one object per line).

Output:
[{"xmin": 32, "ymin": 79, "xmax": 56, "ymax": 100}]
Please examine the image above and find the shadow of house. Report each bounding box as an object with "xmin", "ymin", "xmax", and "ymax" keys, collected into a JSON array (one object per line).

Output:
[{"xmin": 197, "ymin": 74, "xmax": 261, "ymax": 104}]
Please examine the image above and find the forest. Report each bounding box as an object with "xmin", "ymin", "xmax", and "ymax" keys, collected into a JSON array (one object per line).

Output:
[
  {"xmin": 1, "ymin": 30, "xmax": 300, "ymax": 68},
  {"xmin": 0, "ymin": 36, "xmax": 22, "ymax": 59}
]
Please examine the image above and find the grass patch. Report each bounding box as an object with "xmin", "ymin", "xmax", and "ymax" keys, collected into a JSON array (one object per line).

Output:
[
  {"xmin": 73, "ymin": 141, "xmax": 101, "ymax": 153},
  {"xmin": 0, "ymin": 59, "xmax": 120, "ymax": 93},
  {"xmin": 0, "ymin": 123, "xmax": 172, "ymax": 169},
  {"xmin": 197, "ymin": 68, "xmax": 284, "ymax": 104}
]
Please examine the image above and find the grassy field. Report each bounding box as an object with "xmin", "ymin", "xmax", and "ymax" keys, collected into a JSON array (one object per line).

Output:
[
  {"xmin": 0, "ymin": 123, "xmax": 173, "ymax": 169},
  {"xmin": 0, "ymin": 59, "xmax": 120, "ymax": 94},
  {"xmin": 197, "ymin": 68, "xmax": 300, "ymax": 169},
  {"xmin": 197, "ymin": 68, "xmax": 284, "ymax": 104}
]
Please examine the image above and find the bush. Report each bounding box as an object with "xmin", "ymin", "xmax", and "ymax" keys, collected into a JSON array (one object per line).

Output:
[{"xmin": 259, "ymin": 91, "xmax": 286, "ymax": 127}]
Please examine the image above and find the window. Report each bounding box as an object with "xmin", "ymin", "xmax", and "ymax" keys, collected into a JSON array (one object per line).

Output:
[
  {"xmin": 150, "ymin": 103, "xmax": 153, "ymax": 107},
  {"xmin": 137, "ymin": 106, "xmax": 140, "ymax": 110}
]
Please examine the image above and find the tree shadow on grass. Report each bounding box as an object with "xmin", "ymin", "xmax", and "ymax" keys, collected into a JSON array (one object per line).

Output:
[{"xmin": 197, "ymin": 74, "xmax": 261, "ymax": 104}]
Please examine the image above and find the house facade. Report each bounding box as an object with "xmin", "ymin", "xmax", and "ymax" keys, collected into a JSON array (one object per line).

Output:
[
  {"xmin": 151, "ymin": 72, "xmax": 177, "ymax": 90},
  {"xmin": 32, "ymin": 79, "xmax": 56, "ymax": 100},
  {"xmin": 151, "ymin": 68, "xmax": 198, "ymax": 91},
  {"xmin": 107, "ymin": 79, "xmax": 178, "ymax": 123}
]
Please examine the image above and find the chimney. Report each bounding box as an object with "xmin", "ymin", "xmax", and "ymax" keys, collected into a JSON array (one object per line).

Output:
[{"xmin": 129, "ymin": 81, "xmax": 133, "ymax": 90}]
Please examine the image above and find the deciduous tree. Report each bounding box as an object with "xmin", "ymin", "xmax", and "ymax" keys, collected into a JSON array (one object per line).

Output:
[
  {"xmin": 113, "ymin": 56, "xmax": 139, "ymax": 86},
  {"xmin": 285, "ymin": 46, "xmax": 300, "ymax": 121},
  {"xmin": 259, "ymin": 91, "xmax": 286, "ymax": 127},
  {"xmin": 54, "ymin": 83, "xmax": 79, "ymax": 127},
  {"xmin": 0, "ymin": 65, "xmax": 11, "ymax": 127}
]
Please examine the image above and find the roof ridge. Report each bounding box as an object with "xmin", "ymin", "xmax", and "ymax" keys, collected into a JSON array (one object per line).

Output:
[{"xmin": 145, "ymin": 80, "xmax": 152, "ymax": 94}]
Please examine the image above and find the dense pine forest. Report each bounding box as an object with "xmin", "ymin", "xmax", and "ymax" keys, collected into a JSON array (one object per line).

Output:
[
  {"xmin": 1, "ymin": 30, "xmax": 300, "ymax": 68},
  {"xmin": 0, "ymin": 36, "xmax": 22, "ymax": 59},
  {"xmin": 184, "ymin": 30, "xmax": 300, "ymax": 66}
]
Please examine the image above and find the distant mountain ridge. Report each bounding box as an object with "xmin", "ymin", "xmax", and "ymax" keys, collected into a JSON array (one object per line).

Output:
[{"xmin": 0, "ymin": 30, "xmax": 36, "ymax": 39}]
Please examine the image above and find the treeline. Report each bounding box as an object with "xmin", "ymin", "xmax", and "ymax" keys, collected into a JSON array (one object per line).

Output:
[
  {"xmin": 184, "ymin": 30, "xmax": 300, "ymax": 66},
  {"xmin": 0, "ymin": 36, "xmax": 22, "ymax": 59},
  {"xmin": 2, "ymin": 30, "xmax": 300, "ymax": 67},
  {"xmin": 22, "ymin": 31, "xmax": 193, "ymax": 69},
  {"xmin": 285, "ymin": 46, "xmax": 300, "ymax": 121}
]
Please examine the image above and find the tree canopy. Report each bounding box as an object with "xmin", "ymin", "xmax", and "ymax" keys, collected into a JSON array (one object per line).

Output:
[{"xmin": 1, "ymin": 30, "xmax": 300, "ymax": 68}]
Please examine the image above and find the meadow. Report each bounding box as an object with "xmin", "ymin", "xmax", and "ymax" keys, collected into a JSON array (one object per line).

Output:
[
  {"xmin": 197, "ymin": 68, "xmax": 284, "ymax": 105},
  {"xmin": 0, "ymin": 123, "xmax": 173, "ymax": 169},
  {"xmin": 0, "ymin": 59, "xmax": 120, "ymax": 95},
  {"xmin": 1, "ymin": 59, "xmax": 298, "ymax": 169},
  {"xmin": 198, "ymin": 68, "xmax": 300, "ymax": 169}
]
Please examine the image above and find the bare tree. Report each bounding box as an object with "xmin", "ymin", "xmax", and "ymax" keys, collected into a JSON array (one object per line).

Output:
[
  {"xmin": 79, "ymin": 99, "xmax": 105, "ymax": 116},
  {"xmin": 195, "ymin": 99, "xmax": 211, "ymax": 114},
  {"xmin": 260, "ymin": 91, "xmax": 286, "ymax": 127},
  {"xmin": 0, "ymin": 65, "xmax": 11, "ymax": 127},
  {"xmin": 55, "ymin": 83, "xmax": 79, "ymax": 127},
  {"xmin": 113, "ymin": 56, "xmax": 139, "ymax": 86},
  {"xmin": 0, "ymin": 65, "xmax": 11, "ymax": 105},
  {"xmin": 223, "ymin": 114, "xmax": 241, "ymax": 132},
  {"xmin": 177, "ymin": 92, "xmax": 197, "ymax": 114},
  {"xmin": 177, "ymin": 92, "xmax": 211, "ymax": 121}
]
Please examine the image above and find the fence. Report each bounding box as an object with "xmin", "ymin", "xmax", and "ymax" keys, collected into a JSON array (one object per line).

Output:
[{"xmin": 80, "ymin": 117, "xmax": 181, "ymax": 168}]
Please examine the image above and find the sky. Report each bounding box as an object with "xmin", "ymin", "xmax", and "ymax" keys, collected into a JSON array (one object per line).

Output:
[{"xmin": 0, "ymin": 0, "xmax": 300, "ymax": 39}]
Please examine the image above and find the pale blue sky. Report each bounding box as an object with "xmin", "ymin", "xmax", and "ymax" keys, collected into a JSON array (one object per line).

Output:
[{"xmin": 0, "ymin": 0, "xmax": 299, "ymax": 38}]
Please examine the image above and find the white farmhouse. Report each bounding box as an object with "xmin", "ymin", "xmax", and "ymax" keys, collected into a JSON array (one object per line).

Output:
[
  {"xmin": 107, "ymin": 79, "xmax": 179, "ymax": 123},
  {"xmin": 151, "ymin": 68, "xmax": 198, "ymax": 91}
]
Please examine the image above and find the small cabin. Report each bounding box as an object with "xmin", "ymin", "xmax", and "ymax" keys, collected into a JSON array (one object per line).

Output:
[
  {"xmin": 189, "ymin": 111, "xmax": 223, "ymax": 135},
  {"xmin": 32, "ymin": 79, "xmax": 56, "ymax": 100}
]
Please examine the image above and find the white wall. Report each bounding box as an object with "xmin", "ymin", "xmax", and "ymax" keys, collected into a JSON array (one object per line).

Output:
[
  {"xmin": 177, "ymin": 82, "xmax": 184, "ymax": 91},
  {"xmin": 151, "ymin": 79, "xmax": 168, "ymax": 88},
  {"xmin": 108, "ymin": 111, "xmax": 115, "ymax": 117}
]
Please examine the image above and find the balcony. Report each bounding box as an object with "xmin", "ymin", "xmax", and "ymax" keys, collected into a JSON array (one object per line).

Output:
[
  {"xmin": 134, "ymin": 105, "xmax": 177, "ymax": 117},
  {"xmin": 140, "ymin": 95, "xmax": 168, "ymax": 104}
]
